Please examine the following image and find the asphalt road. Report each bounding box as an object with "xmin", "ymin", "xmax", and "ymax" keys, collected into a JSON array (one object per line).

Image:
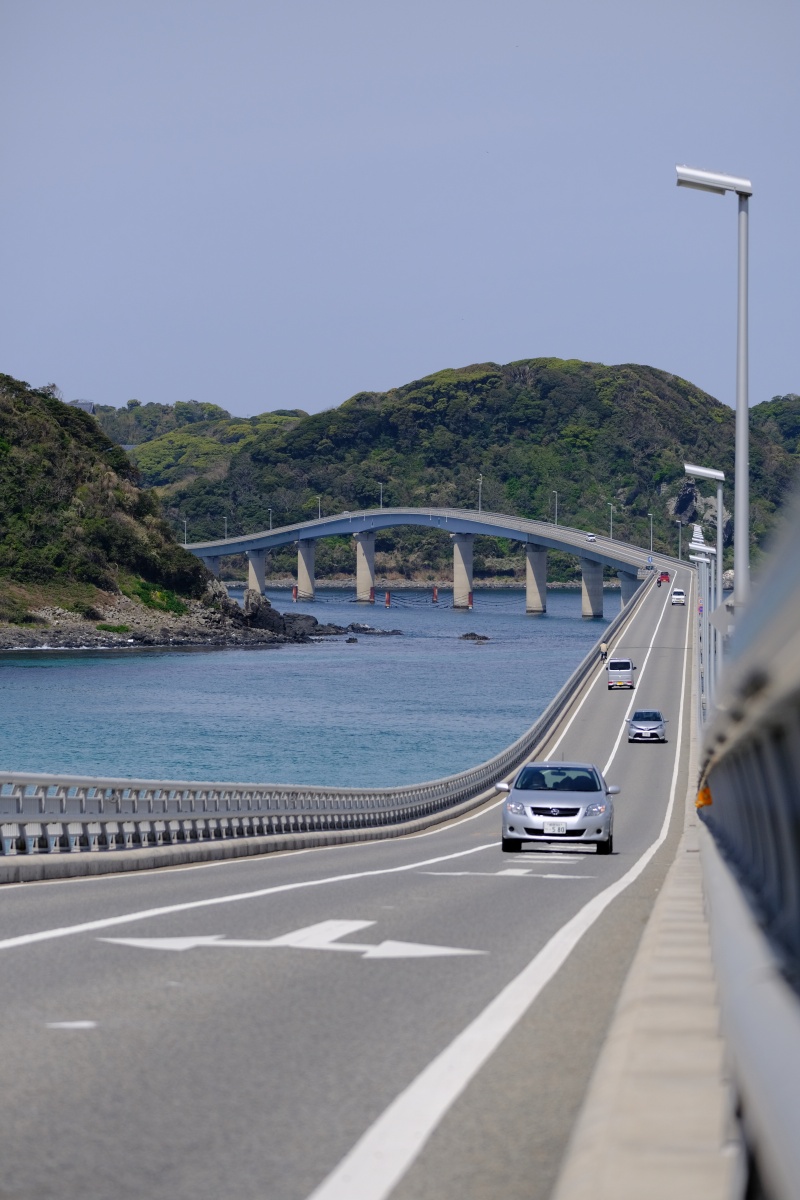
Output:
[{"xmin": 0, "ymin": 569, "xmax": 693, "ymax": 1200}]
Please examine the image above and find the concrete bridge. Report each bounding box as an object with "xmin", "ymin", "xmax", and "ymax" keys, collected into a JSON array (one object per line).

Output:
[{"xmin": 187, "ymin": 506, "xmax": 658, "ymax": 617}]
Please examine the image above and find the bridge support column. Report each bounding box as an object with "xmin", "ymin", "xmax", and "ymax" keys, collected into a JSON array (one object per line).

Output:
[
  {"xmin": 452, "ymin": 533, "xmax": 474, "ymax": 609},
  {"xmin": 354, "ymin": 531, "xmax": 376, "ymax": 602},
  {"xmin": 618, "ymin": 570, "xmax": 641, "ymax": 608},
  {"xmin": 247, "ymin": 550, "xmax": 267, "ymax": 594},
  {"xmin": 201, "ymin": 556, "xmax": 220, "ymax": 577},
  {"xmin": 297, "ymin": 539, "xmax": 315, "ymax": 600},
  {"xmin": 525, "ymin": 545, "xmax": 547, "ymax": 614},
  {"xmin": 580, "ymin": 558, "xmax": 604, "ymax": 618}
]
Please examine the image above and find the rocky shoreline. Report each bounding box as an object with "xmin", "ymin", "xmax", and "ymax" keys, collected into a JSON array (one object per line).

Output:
[{"xmin": 0, "ymin": 582, "xmax": 400, "ymax": 652}]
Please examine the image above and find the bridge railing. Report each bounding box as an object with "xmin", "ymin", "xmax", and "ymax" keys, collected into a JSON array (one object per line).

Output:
[
  {"xmin": 698, "ymin": 492, "xmax": 800, "ymax": 1200},
  {"xmin": 0, "ymin": 578, "xmax": 651, "ymax": 857}
]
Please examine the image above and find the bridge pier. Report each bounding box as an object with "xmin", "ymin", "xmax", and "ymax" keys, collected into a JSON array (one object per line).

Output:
[
  {"xmin": 580, "ymin": 558, "xmax": 604, "ymax": 618},
  {"xmin": 354, "ymin": 531, "xmax": 376, "ymax": 602},
  {"xmin": 201, "ymin": 556, "xmax": 221, "ymax": 577},
  {"xmin": 297, "ymin": 539, "xmax": 315, "ymax": 600},
  {"xmin": 525, "ymin": 545, "xmax": 547, "ymax": 614},
  {"xmin": 452, "ymin": 533, "xmax": 474, "ymax": 609},
  {"xmin": 618, "ymin": 570, "xmax": 641, "ymax": 608},
  {"xmin": 247, "ymin": 550, "xmax": 267, "ymax": 594}
]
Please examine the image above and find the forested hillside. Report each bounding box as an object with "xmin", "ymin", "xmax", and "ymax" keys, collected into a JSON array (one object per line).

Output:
[
  {"xmin": 0, "ymin": 374, "xmax": 208, "ymax": 620},
  {"xmin": 118, "ymin": 359, "xmax": 794, "ymax": 580}
]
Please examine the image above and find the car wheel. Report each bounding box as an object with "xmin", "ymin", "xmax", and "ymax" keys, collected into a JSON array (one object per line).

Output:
[
  {"xmin": 596, "ymin": 834, "xmax": 613, "ymax": 855},
  {"xmin": 502, "ymin": 837, "xmax": 522, "ymax": 853}
]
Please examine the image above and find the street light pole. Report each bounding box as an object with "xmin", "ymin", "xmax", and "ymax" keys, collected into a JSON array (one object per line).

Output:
[
  {"xmin": 183, "ymin": 518, "xmax": 187, "ymax": 546},
  {"xmin": 676, "ymin": 520, "xmax": 682, "ymax": 561},
  {"xmin": 379, "ymin": 483, "xmax": 383, "ymax": 509},
  {"xmin": 224, "ymin": 517, "xmax": 227, "ymax": 540},
  {"xmin": 478, "ymin": 474, "xmax": 483, "ymax": 514},
  {"xmin": 608, "ymin": 503, "xmax": 614, "ymax": 539},
  {"xmin": 648, "ymin": 512, "xmax": 653, "ymax": 553},
  {"xmin": 268, "ymin": 508, "xmax": 272, "ymax": 531},
  {"xmin": 677, "ymin": 164, "xmax": 752, "ymax": 610},
  {"xmin": 317, "ymin": 497, "xmax": 321, "ymax": 519},
  {"xmin": 553, "ymin": 491, "xmax": 558, "ymax": 526}
]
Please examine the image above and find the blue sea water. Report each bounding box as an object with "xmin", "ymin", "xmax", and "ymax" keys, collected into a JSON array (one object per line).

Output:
[{"xmin": 0, "ymin": 588, "xmax": 614, "ymax": 787}]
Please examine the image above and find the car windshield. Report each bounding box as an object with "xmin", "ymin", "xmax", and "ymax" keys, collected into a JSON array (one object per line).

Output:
[
  {"xmin": 672, "ymin": 590, "xmax": 684, "ymax": 597},
  {"xmin": 515, "ymin": 766, "xmax": 601, "ymax": 793},
  {"xmin": 632, "ymin": 711, "xmax": 662, "ymax": 722},
  {"xmin": 609, "ymin": 660, "xmax": 631, "ymax": 671}
]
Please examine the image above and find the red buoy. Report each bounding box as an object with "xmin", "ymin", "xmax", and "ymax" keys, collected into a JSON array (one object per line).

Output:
[
  {"xmin": 385, "ymin": 591, "xmax": 391, "ymax": 607},
  {"xmin": 292, "ymin": 585, "xmax": 298, "ymax": 602},
  {"xmin": 468, "ymin": 590, "xmax": 473, "ymax": 610},
  {"xmin": 432, "ymin": 585, "xmax": 438, "ymax": 603},
  {"xmin": 369, "ymin": 586, "xmax": 375, "ymax": 604}
]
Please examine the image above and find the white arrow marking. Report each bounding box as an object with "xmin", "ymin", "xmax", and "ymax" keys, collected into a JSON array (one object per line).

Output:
[{"xmin": 100, "ymin": 920, "xmax": 483, "ymax": 959}]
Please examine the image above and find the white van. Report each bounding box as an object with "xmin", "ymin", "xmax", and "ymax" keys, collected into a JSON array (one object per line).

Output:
[
  {"xmin": 671, "ymin": 588, "xmax": 686, "ymax": 606},
  {"xmin": 606, "ymin": 657, "xmax": 636, "ymax": 690}
]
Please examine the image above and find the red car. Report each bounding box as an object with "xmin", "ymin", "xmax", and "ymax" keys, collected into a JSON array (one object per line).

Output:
[{"xmin": 657, "ymin": 571, "xmax": 670, "ymax": 587}]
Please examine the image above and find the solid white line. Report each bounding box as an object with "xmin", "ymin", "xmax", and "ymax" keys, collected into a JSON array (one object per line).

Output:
[
  {"xmin": 303, "ymin": 596, "xmax": 691, "ymax": 1200},
  {"xmin": 0, "ymin": 842, "xmax": 497, "ymax": 951}
]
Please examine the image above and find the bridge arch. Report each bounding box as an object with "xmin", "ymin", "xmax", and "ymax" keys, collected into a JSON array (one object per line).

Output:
[{"xmin": 188, "ymin": 507, "xmax": 657, "ymax": 617}]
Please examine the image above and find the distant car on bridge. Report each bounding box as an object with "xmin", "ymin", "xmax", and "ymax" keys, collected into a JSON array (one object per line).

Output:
[
  {"xmin": 497, "ymin": 761, "xmax": 619, "ymax": 855},
  {"xmin": 585, "ymin": 533, "xmax": 597, "ymax": 542}
]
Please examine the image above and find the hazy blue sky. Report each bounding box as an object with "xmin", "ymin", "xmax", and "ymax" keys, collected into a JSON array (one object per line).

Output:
[{"xmin": 1, "ymin": 0, "xmax": 797, "ymax": 417}]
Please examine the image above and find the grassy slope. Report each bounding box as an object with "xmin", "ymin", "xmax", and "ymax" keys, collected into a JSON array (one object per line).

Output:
[{"xmin": 0, "ymin": 374, "xmax": 209, "ymax": 619}]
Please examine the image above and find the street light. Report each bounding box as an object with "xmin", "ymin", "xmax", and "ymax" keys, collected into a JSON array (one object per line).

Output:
[
  {"xmin": 183, "ymin": 518, "xmax": 187, "ymax": 546},
  {"xmin": 676, "ymin": 520, "xmax": 682, "ymax": 561},
  {"xmin": 553, "ymin": 491, "xmax": 558, "ymax": 526},
  {"xmin": 268, "ymin": 508, "xmax": 272, "ymax": 531},
  {"xmin": 478, "ymin": 474, "xmax": 483, "ymax": 514},
  {"xmin": 379, "ymin": 483, "xmax": 383, "ymax": 510},
  {"xmin": 684, "ymin": 463, "xmax": 724, "ymax": 609},
  {"xmin": 608, "ymin": 503, "xmax": 614, "ymax": 539},
  {"xmin": 224, "ymin": 517, "xmax": 227, "ymax": 540},
  {"xmin": 647, "ymin": 512, "xmax": 653, "ymax": 553},
  {"xmin": 677, "ymin": 163, "xmax": 752, "ymax": 610},
  {"xmin": 317, "ymin": 497, "xmax": 322, "ymax": 519}
]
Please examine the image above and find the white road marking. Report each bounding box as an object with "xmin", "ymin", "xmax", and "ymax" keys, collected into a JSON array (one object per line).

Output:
[
  {"xmin": 421, "ymin": 870, "xmax": 593, "ymax": 880},
  {"xmin": 0, "ymin": 843, "xmax": 497, "ymax": 953},
  {"xmin": 46, "ymin": 1021, "xmax": 97, "ymax": 1030},
  {"xmin": 303, "ymin": 595, "xmax": 690, "ymax": 1200},
  {"xmin": 100, "ymin": 920, "xmax": 484, "ymax": 960}
]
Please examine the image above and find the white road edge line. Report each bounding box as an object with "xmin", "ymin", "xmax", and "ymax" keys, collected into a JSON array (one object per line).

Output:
[
  {"xmin": 0, "ymin": 843, "xmax": 497, "ymax": 951},
  {"xmin": 303, "ymin": 591, "xmax": 690, "ymax": 1200}
]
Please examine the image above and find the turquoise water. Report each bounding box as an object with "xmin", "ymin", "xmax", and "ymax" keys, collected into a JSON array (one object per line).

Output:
[{"xmin": 0, "ymin": 588, "xmax": 614, "ymax": 787}]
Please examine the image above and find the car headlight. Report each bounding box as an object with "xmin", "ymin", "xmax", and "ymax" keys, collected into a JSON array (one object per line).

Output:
[
  {"xmin": 584, "ymin": 802, "xmax": 607, "ymax": 816},
  {"xmin": 505, "ymin": 800, "xmax": 527, "ymax": 815}
]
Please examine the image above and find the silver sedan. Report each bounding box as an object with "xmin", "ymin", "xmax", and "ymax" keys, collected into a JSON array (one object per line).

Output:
[
  {"xmin": 627, "ymin": 709, "xmax": 668, "ymax": 743},
  {"xmin": 498, "ymin": 761, "xmax": 619, "ymax": 855}
]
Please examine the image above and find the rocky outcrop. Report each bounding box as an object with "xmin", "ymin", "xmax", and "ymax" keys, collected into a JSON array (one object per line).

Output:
[
  {"xmin": 242, "ymin": 588, "xmax": 286, "ymax": 634},
  {"xmin": 668, "ymin": 481, "xmax": 732, "ymax": 545}
]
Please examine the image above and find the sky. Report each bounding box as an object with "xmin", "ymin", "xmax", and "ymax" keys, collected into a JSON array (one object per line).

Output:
[{"xmin": 1, "ymin": 0, "xmax": 798, "ymax": 418}]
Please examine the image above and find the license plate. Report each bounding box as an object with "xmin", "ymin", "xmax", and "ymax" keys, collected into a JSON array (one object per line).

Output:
[{"xmin": 543, "ymin": 821, "xmax": 567, "ymax": 835}]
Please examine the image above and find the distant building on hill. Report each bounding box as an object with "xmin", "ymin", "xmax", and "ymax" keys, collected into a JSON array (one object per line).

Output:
[{"xmin": 67, "ymin": 399, "xmax": 96, "ymax": 414}]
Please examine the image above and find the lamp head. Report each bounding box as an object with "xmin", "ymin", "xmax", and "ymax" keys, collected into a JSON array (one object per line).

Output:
[{"xmin": 676, "ymin": 165, "xmax": 752, "ymax": 197}]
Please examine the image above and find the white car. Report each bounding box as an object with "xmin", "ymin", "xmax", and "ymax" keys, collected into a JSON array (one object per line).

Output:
[
  {"xmin": 585, "ymin": 533, "xmax": 597, "ymax": 542},
  {"xmin": 671, "ymin": 588, "xmax": 686, "ymax": 606}
]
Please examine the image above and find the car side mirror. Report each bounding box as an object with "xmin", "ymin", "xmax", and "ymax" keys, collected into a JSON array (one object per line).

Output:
[
  {"xmin": 496, "ymin": 782, "xmax": 511, "ymax": 793},
  {"xmin": 607, "ymin": 785, "xmax": 620, "ymax": 795}
]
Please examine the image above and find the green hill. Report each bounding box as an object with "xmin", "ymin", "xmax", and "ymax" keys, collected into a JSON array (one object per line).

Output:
[
  {"xmin": 0, "ymin": 374, "xmax": 209, "ymax": 621},
  {"xmin": 130, "ymin": 359, "xmax": 794, "ymax": 580}
]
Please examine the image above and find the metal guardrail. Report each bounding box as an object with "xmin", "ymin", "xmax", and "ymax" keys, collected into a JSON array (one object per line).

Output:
[
  {"xmin": 698, "ymin": 492, "xmax": 800, "ymax": 1200},
  {"xmin": 0, "ymin": 578, "xmax": 652, "ymax": 857}
]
